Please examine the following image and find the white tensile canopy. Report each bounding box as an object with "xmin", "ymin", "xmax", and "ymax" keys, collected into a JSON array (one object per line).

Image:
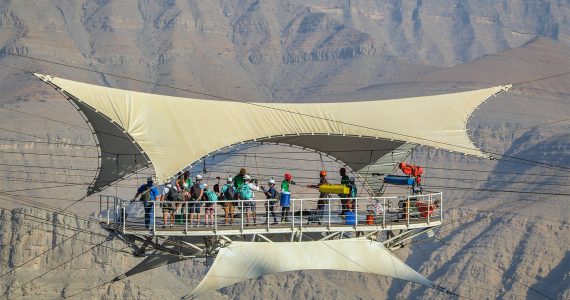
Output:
[
  {"xmin": 190, "ymin": 239, "xmax": 446, "ymax": 298},
  {"xmin": 35, "ymin": 73, "xmax": 510, "ymax": 194}
]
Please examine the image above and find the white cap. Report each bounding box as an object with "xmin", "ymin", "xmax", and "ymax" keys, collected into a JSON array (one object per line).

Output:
[
  {"xmin": 244, "ymin": 174, "xmax": 251, "ymax": 180},
  {"xmin": 195, "ymin": 174, "xmax": 203, "ymax": 180},
  {"xmin": 227, "ymin": 176, "xmax": 233, "ymax": 183},
  {"xmin": 268, "ymin": 179, "xmax": 275, "ymax": 184},
  {"xmin": 202, "ymin": 183, "xmax": 208, "ymax": 188},
  {"xmin": 166, "ymin": 183, "xmax": 172, "ymax": 187},
  {"xmin": 349, "ymin": 176, "xmax": 356, "ymax": 183}
]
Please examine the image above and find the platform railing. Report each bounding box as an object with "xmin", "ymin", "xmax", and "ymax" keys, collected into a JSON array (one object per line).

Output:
[
  {"xmin": 104, "ymin": 192, "xmax": 443, "ymax": 232},
  {"xmin": 99, "ymin": 195, "xmax": 123, "ymax": 224}
]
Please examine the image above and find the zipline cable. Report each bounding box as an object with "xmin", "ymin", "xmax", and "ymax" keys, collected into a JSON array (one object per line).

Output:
[
  {"xmin": 0, "ymin": 205, "xmax": 134, "ymax": 280},
  {"xmin": 0, "ymin": 193, "xmax": 100, "ymax": 222},
  {"xmin": 414, "ymin": 244, "xmax": 468, "ymax": 299},
  {"xmin": 400, "ymin": 192, "xmax": 566, "ymax": 299},
  {"xmin": 0, "ymin": 138, "xmax": 97, "ymax": 148},
  {"xmin": 0, "ymin": 106, "xmax": 90, "ymax": 130},
  {"xmin": 14, "ymin": 241, "xmax": 107, "ymax": 289},
  {"xmin": 0, "ymin": 231, "xmax": 81, "ymax": 279},
  {"xmin": 63, "ymin": 279, "xmax": 115, "ymax": 299},
  {"xmin": 0, "ymin": 162, "xmax": 97, "ymax": 172},
  {"xmin": 433, "ymin": 236, "xmax": 554, "ymax": 300},
  {"xmin": 0, "ymin": 149, "xmax": 99, "ymax": 158}
]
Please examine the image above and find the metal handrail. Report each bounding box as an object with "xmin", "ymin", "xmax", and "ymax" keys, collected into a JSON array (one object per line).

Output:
[{"xmin": 101, "ymin": 192, "xmax": 443, "ymax": 232}]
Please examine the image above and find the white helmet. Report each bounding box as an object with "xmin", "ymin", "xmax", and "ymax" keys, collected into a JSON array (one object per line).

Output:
[
  {"xmin": 268, "ymin": 178, "xmax": 275, "ymax": 184},
  {"xmin": 227, "ymin": 176, "xmax": 233, "ymax": 183},
  {"xmin": 244, "ymin": 174, "xmax": 251, "ymax": 181},
  {"xmin": 195, "ymin": 174, "xmax": 203, "ymax": 180}
]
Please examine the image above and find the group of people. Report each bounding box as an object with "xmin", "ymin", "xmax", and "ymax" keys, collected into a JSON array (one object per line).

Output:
[{"xmin": 133, "ymin": 167, "xmax": 357, "ymax": 229}]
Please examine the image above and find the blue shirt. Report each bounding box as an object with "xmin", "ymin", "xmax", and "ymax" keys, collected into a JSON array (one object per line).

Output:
[
  {"xmin": 137, "ymin": 184, "xmax": 160, "ymax": 201},
  {"xmin": 265, "ymin": 186, "xmax": 277, "ymax": 199}
]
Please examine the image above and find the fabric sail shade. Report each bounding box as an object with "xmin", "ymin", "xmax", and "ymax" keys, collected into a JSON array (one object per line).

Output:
[
  {"xmin": 190, "ymin": 239, "xmax": 441, "ymax": 298},
  {"xmin": 34, "ymin": 73, "xmax": 510, "ymax": 194}
]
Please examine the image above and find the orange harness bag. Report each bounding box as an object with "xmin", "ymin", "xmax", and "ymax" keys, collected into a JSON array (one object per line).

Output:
[{"xmin": 415, "ymin": 201, "xmax": 436, "ymax": 218}]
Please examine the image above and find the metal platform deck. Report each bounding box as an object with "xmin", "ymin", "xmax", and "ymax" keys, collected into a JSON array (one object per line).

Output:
[{"xmin": 100, "ymin": 193, "xmax": 442, "ymax": 237}]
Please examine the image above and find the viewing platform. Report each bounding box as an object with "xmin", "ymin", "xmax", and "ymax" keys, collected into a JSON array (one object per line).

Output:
[{"xmin": 99, "ymin": 193, "xmax": 443, "ymax": 238}]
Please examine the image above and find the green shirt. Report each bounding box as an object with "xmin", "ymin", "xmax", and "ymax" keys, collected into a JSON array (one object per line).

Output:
[
  {"xmin": 341, "ymin": 175, "xmax": 350, "ymax": 185},
  {"xmin": 233, "ymin": 174, "xmax": 246, "ymax": 189},
  {"xmin": 281, "ymin": 180, "xmax": 295, "ymax": 193}
]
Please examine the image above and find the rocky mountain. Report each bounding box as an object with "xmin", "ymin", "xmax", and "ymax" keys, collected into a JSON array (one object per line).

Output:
[{"xmin": 0, "ymin": 1, "xmax": 569, "ymax": 299}]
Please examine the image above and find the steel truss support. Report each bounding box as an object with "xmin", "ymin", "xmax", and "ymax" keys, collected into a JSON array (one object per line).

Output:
[{"xmin": 382, "ymin": 227, "xmax": 435, "ymax": 250}]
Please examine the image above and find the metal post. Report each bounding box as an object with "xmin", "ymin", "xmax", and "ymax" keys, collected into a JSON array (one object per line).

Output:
[
  {"xmin": 122, "ymin": 201, "xmax": 126, "ymax": 231},
  {"xmin": 267, "ymin": 198, "xmax": 270, "ymax": 231},
  {"xmin": 291, "ymin": 198, "xmax": 295, "ymax": 228},
  {"xmin": 153, "ymin": 201, "xmax": 156, "ymax": 232},
  {"xmin": 427, "ymin": 194, "xmax": 431, "ymax": 225},
  {"xmin": 406, "ymin": 196, "xmax": 410, "ymax": 228},
  {"xmin": 106, "ymin": 196, "xmax": 110, "ymax": 224},
  {"xmin": 300, "ymin": 198, "xmax": 303, "ymax": 230},
  {"xmin": 116, "ymin": 197, "xmax": 120, "ymax": 224},
  {"xmin": 115, "ymin": 197, "xmax": 119, "ymax": 223},
  {"xmin": 440, "ymin": 193, "xmax": 443, "ymax": 223},
  {"xmin": 99, "ymin": 195, "xmax": 102, "ymax": 222},
  {"xmin": 214, "ymin": 200, "xmax": 218, "ymax": 231},
  {"xmin": 185, "ymin": 202, "xmax": 188, "ymax": 232},
  {"xmin": 328, "ymin": 198, "xmax": 331, "ymax": 228},
  {"xmin": 382, "ymin": 198, "xmax": 386, "ymax": 228},
  {"xmin": 240, "ymin": 199, "xmax": 244, "ymax": 232},
  {"xmin": 354, "ymin": 197, "xmax": 358, "ymax": 229}
]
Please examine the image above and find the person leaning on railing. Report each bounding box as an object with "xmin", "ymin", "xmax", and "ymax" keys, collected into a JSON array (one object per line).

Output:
[{"xmin": 134, "ymin": 177, "xmax": 160, "ymax": 230}]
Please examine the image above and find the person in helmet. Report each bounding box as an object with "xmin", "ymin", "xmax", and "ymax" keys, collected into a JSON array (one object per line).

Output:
[
  {"xmin": 339, "ymin": 167, "xmax": 351, "ymax": 215},
  {"xmin": 220, "ymin": 176, "xmax": 237, "ymax": 224},
  {"xmin": 306, "ymin": 170, "xmax": 329, "ymax": 212},
  {"xmin": 134, "ymin": 177, "xmax": 160, "ymax": 229},
  {"xmin": 239, "ymin": 174, "xmax": 260, "ymax": 225},
  {"xmin": 260, "ymin": 178, "xmax": 278, "ymax": 224},
  {"xmin": 280, "ymin": 173, "xmax": 295, "ymax": 222},
  {"xmin": 188, "ymin": 174, "xmax": 204, "ymax": 226},
  {"xmin": 202, "ymin": 183, "xmax": 218, "ymax": 226},
  {"xmin": 317, "ymin": 170, "xmax": 329, "ymax": 211}
]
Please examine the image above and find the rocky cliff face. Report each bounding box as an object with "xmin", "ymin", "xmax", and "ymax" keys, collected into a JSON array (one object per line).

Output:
[
  {"xmin": 1, "ymin": 0, "xmax": 570, "ymax": 100},
  {"xmin": 0, "ymin": 207, "xmax": 226, "ymax": 299},
  {"xmin": 0, "ymin": 1, "xmax": 569, "ymax": 299}
]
